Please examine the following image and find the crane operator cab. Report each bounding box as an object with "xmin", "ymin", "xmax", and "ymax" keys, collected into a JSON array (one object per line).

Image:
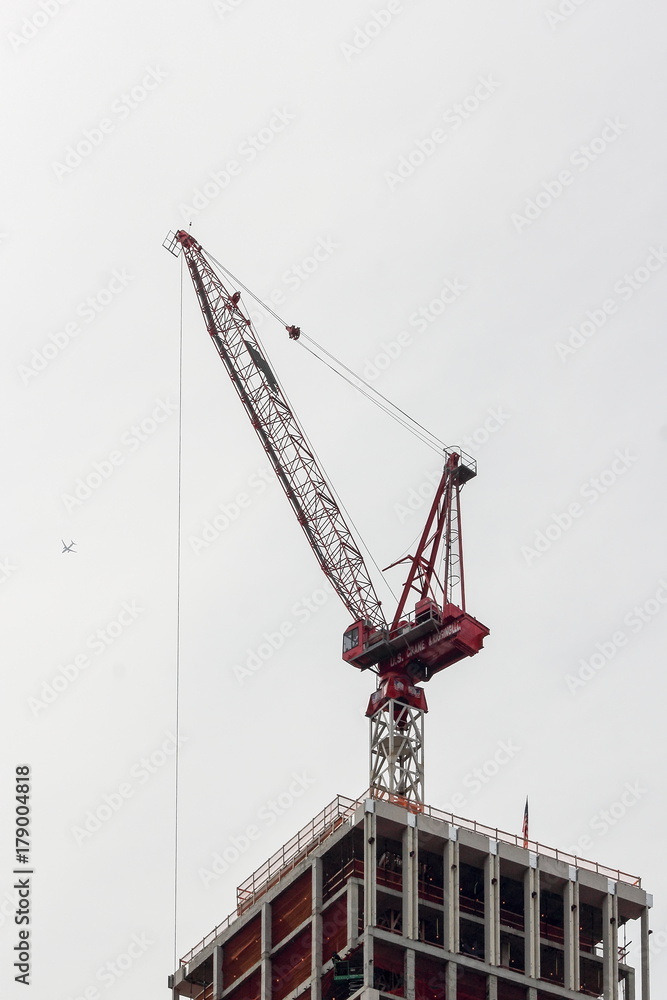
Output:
[{"xmin": 342, "ymin": 602, "xmax": 489, "ymax": 682}]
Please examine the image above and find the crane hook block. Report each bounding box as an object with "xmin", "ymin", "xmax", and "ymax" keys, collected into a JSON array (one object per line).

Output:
[{"xmin": 286, "ymin": 325, "xmax": 301, "ymax": 340}]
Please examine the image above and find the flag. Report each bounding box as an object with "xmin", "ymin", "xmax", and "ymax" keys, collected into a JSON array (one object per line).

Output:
[{"xmin": 522, "ymin": 796, "xmax": 529, "ymax": 848}]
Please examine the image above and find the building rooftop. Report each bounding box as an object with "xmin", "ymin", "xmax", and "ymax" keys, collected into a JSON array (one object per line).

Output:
[{"xmin": 179, "ymin": 787, "xmax": 643, "ymax": 969}]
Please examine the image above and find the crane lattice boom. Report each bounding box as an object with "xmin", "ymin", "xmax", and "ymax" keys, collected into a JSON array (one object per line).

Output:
[{"xmin": 168, "ymin": 230, "xmax": 386, "ymax": 630}]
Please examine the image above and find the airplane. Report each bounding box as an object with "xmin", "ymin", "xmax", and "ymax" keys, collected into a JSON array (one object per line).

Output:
[{"xmin": 61, "ymin": 540, "xmax": 76, "ymax": 553}]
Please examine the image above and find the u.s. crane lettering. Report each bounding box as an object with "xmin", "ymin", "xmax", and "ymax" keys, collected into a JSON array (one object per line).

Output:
[
  {"xmin": 13, "ymin": 874, "xmax": 31, "ymax": 985},
  {"xmin": 387, "ymin": 623, "xmax": 462, "ymax": 669}
]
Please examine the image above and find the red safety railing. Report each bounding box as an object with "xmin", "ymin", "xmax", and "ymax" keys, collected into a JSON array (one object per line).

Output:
[
  {"xmin": 179, "ymin": 787, "xmax": 641, "ymax": 968},
  {"xmin": 236, "ymin": 795, "xmax": 359, "ymax": 912},
  {"xmin": 180, "ymin": 794, "xmax": 361, "ymax": 965}
]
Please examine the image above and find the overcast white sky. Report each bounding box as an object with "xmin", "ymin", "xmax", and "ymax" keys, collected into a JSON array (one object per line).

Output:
[{"xmin": 2, "ymin": 0, "xmax": 667, "ymax": 996}]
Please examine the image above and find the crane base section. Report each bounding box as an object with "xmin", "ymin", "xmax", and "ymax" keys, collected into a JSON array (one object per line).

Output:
[{"xmin": 343, "ymin": 602, "xmax": 489, "ymax": 682}]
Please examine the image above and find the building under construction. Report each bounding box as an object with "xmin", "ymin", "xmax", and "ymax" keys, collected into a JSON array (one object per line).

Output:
[
  {"xmin": 168, "ymin": 788, "xmax": 651, "ymax": 1000},
  {"xmin": 165, "ymin": 231, "xmax": 652, "ymax": 1000}
]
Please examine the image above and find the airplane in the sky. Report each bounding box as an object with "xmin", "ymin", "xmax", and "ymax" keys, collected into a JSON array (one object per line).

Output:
[{"xmin": 61, "ymin": 540, "xmax": 76, "ymax": 553}]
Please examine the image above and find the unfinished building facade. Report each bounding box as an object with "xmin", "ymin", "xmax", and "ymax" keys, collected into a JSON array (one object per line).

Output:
[{"xmin": 169, "ymin": 791, "xmax": 651, "ymax": 1000}]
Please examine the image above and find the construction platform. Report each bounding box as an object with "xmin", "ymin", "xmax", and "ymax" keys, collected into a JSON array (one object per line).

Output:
[{"xmin": 169, "ymin": 790, "xmax": 651, "ymax": 1000}]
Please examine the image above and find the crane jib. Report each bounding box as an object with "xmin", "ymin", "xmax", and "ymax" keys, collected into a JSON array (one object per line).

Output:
[{"xmin": 179, "ymin": 236, "xmax": 386, "ymax": 630}]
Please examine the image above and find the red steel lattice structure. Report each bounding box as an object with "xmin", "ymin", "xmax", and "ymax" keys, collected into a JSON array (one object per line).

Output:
[
  {"xmin": 168, "ymin": 229, "xmax": 385, "ymax": 630},
  {"xmin": 165, "ymin": 228, "xmax": 489, "ymax": 804}
]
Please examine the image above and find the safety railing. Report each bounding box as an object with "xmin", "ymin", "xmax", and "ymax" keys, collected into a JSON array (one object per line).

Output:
[
  {"xmin": 372, "ymin": 789, "xmax": 640, "ymax": 888},
  {"xmin": 181, "ymin": 793, "xmax": 362, "ymax": 965},
  {"xmin": 180, "ymin": 786, "xmax": 640, "ymax": 968},
  {"xmin": 236, "ymin": 794, "xmax": 360, "ymax": 911}
]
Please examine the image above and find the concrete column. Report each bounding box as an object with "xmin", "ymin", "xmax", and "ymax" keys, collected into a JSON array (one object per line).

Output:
[
  {"xmin": 523, "ymin": 862, "xmax": 540, "ymax": 981},
  {"xmin": 403, "ymin": 815, "xmax": 419, "ymax": 940},
  {"xmin": 443, "ymin": 832, "xmax": 459, "ymax": 954},
  {"xmin": 527, "ymin": 989, "xmax": 537, "ymax": 1000},
  {"xmin": 212, "ymin": 944, "xmax": 223, "ymax": 1000},
  {"xmin": 602, "ymin": 889, "xmax": 619, "ymax": 1000},
  {"xmin": 405, "ymin": 947, "xmax": 415, "ymax": 1000},
  {"xmin": 626, "ymin": 968, "xmax": 636, "ymax": 1000},
  {"xmin": 484, "ymin": 844, "xmax": 500, "ymax": 966},
  {"xmin": 486, "ymin": 973, "xmax": 498, "ymax": 1000},
  {"xmin": 364, "ymin": 801, "xmax": 377, "ymax": 930},
  {"xmin": 261, "ymin": 902, "xmax": 271, "ymax": 1000},
  {"xmin": 445, "ymin": 962, "xmax": 458, "ymax": 1000},
  {"xmin": 347, "ymin": 880, "xmax": 360, "ymax": 951},
  {"xmin": 311, "ymin": 858, "xmax": 323, "ymax": 1000},
  {"xmin": 564, "ymin": 874, "xmax": 580, "ymax": 992},
  {"xmin": 641, "ymin": 907, "xmax": 651, "ymax": 1000},
  {"xmin": 363, "ymin": 928, "xmax": 374, "ymax": 990}
]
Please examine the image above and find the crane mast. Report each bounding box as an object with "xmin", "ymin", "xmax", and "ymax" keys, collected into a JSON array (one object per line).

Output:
[{"xmin": 165, "ymin": 229, "xmax": 489, "ymax": 807}]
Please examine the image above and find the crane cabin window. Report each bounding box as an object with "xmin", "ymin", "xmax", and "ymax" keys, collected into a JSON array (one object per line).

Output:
[{"xmin": 343, "ymin": 626, "xmax": 360, "ymax": 654}]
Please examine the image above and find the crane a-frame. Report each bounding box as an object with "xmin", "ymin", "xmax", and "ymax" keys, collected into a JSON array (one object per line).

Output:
[{"xmin": 165, "ymin": 229, "xmax": 489, "ymax": 806}]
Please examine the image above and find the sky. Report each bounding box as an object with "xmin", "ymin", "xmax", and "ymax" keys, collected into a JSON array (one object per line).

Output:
[{"xmin": 2, "ymin": 0, "xmax": 666, "ymax": 996}]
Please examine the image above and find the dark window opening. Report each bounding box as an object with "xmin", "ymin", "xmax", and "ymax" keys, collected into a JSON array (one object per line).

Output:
[
  {"xmin": 322, "ymin": 829, "xmax": 364, "ymax": 902},
  {"xmin": 499, "ymin": 932, "xmax": 524, "ymax": 973},
  {"xmin": 580, "ymin": 956, "xmax": 603, "ymax": 997},
  {"xmin": 579, "ymin": 903, "xmax": 603, "ymax": 953},
  {"xmin": 540, "ymin": 944, "xmax": 564, "ymax": 986},
  {"xmin": 500, "ymin": 875, "xmax": 524, "ymax": 930},
  {"xmin": 459, "ymin": 918, "xmax": 484, "ymax": 961},
  {"xmin": 419, "ymin": 848, "xmax": 444, "ymax": 904},
  {"xmin": 459, "ymin": 863, "xmax": 484, "ymax": 918},
  {"xmin": 377, "ymin": 838, "xmax": 403, "ymax": 891},
  {"xmin": 418, "ymin": 908, "xmax": 443, "ymax": 947},
  {"xmin": 539, "ymin": 889, "xmax": 564, "ymax": 944}
]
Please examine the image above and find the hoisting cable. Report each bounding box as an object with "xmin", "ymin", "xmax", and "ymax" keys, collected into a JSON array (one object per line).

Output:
[
  {"xmin": 204, "ymin": 252, "xmax": 446, "ymax": 456},
  {"xmin": 298, "ymin": 332, "xmax": 444, "ymax": 453},
  {"xmin": 173, "ymin": 253, "xmax": 185, "ymax": 969},
  {"xmin": 297, "ymin": 339, "xmax": 442, "ymax": 455},
  {"xmin": 202, "ymin": 251, "xmax": 400, "ymax": 609}
]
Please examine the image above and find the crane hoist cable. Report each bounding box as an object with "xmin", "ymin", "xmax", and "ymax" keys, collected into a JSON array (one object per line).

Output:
[
  {"xmin": 205, "ymin": 280, "xmax": 399, "ymax": 607},
  {"xmin": 173, "ymin": 251, "xmax": 185, "ymax": 968},
  {"xmin": 204, "ymin": 251, "xmax": 446, "ymax": 456}
]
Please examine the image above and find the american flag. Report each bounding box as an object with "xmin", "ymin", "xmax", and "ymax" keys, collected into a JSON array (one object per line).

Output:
[{"xmin": 522, "ymin": 796, "xmax": 529, "ymax": 848}]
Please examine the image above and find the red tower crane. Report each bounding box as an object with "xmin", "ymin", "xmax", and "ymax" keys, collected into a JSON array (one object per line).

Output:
[{"xmin": 164, "ymin": 229, "xmax": 489, "ymax": 805}]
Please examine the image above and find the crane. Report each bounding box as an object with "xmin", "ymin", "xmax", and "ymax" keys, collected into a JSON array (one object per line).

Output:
[{"xmin": 164, "ymin": 229, "xmax": 489, "ymax": 806}]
